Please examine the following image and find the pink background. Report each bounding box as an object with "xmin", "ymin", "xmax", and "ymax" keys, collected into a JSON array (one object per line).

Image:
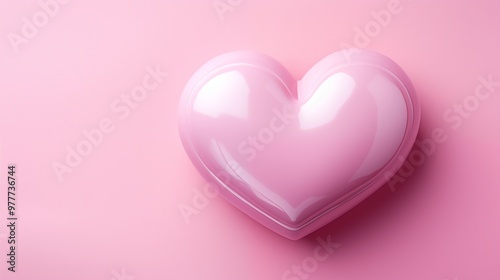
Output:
[{"xmin": 1, "ymin": 0, "xmax": 499, "ymax": 279}]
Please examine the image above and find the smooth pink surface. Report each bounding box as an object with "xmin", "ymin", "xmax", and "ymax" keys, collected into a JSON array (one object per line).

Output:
[
  {"xmin": 0, "ymin": 0, "xmax": 499, "ymax": 279},
  {"xmin": 179, "ymin": 50, "xmax": 420, "ymax": 239}
]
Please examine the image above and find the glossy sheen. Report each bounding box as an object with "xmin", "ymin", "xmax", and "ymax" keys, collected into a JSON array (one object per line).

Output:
[{"xmin": 178, "ymin": 50, "xmax": 420, "ymax": 239}]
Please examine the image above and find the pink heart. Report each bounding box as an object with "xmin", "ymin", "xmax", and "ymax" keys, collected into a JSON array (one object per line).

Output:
[{"xmin": 178, "ymin": 50, "xmax": 420, "ymax": 239}]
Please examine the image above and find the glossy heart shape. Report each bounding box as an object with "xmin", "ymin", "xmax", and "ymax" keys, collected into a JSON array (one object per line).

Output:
[{"xmin": 178, "ymin": 50, "xmax": 420, "ymax": 239}]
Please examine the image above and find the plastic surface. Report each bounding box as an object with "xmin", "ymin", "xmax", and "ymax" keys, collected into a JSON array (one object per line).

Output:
[{"xmin": 178, "ymin": 50, "xmax": 420, "ymax": 239}]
